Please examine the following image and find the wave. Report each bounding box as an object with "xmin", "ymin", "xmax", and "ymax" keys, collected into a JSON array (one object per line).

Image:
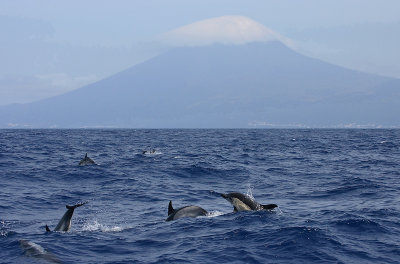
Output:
[
  {"xmin": 170, "ymin": 163, "xmax": 246, "ymax": 179},
  {"xmin": 0, "ymin": 223, "xmax": 17, "ymax": 238},
  {"xmin": 2, "ymin": 129, "xmax": 400, "ymax": 264},
  {"xmin": 378, "ymin": 140, "xmax": 398, "ymax": 148},
  {"xmin": 308, "ymin": 176, "xmax": 380, "ymax": 198},
  {"xmin": 332, "ymin": 217, "xmax": 389, "ymax": 234}
]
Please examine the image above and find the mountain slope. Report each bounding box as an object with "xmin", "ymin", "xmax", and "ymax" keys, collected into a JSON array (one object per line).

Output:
[{"xmin": 1, "ymin": 41, "xmax": 399, "ymax": 128}]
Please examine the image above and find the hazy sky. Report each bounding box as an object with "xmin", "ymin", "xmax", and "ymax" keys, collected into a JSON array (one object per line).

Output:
[{"xmin": 1, "ymin": 0, "xmax": 400, "ymax": 105}]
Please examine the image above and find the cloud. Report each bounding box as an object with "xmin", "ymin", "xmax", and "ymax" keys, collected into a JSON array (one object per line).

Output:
[{"xmin": 160, "ymin": 16, "xmax": 293, "ymax": 47}]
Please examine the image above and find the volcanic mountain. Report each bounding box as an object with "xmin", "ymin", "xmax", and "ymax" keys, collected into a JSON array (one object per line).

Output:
[{"xmin": 1, "ymin": 41, "xmax": 399, "ymax": 128}]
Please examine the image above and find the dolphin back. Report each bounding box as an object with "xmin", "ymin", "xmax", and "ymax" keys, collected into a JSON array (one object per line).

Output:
[
  {"xmin": 222, "ymin": 192, "xmax": 278, "ymax": 211},
  {"xmin": 19, "ymin": 239, "xmax": 62, "ymax": 263},
  {"xmin": 261, "ymin": 204, "xmax": 278, "ymax": 210},
  {"xmin": 79, "ymin": 153, "xmax": 95, "ymax": 166},
  {"xmin": 166, "ymin": 201, "xmax": 208, "ymax": 221},
  {"xmin": 228, "ymin": 192, "xmax": 261, "ymax": 210}
]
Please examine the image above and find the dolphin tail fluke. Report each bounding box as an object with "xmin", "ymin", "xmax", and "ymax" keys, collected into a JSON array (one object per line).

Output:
[
  {"xmin": 262, "ymin": 204, "xmax": 278, "ymax": 210},
  {"xmin": 45, "ymin": 225, "xmax": 51, "ymax": 232},
  {"xmin": 168, "ymin": 201, "xmax": 175, "ymax": 216},
  {"xmin": 66, "ymin": 201, "xmax": 88, "ymax": 210}
]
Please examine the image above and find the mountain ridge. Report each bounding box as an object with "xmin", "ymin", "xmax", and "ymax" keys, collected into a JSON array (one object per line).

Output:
[{"xmin": 1, "ymin": 41, "xmax": 399, "ymax": 128}]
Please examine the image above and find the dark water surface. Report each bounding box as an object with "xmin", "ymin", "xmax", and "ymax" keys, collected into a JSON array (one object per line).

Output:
[{"xmin": 1, "ymin": 129, "xmax": 399, "ymax": 263}]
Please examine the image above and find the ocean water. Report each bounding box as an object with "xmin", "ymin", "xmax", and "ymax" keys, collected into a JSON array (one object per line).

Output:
[{"xmin": 1, "ymin": 129, "xmax": 399, "ymax": 264}]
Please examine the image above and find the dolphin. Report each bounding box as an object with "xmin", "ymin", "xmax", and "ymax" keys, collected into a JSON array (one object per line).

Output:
[
  {"xmin": 221, "ymin": 192, "xmax": 277, "ymax": 212},
  {"xmin": 166, "ymin": 201, "xmax": 208, "ymax": 221},
  {"xmin": 19, "ymin": 239, "xmax": 62, "ymax": 263},
  {"xmin": 46, "ymin": 202, "xmax": 87, "ymax": 232},
  {"xmin": 142, "ymin": 149, "xmax": 156, "ymax": 155},
  {"xmin": 79, "ymin": 153, "xmax": 95, "ymax": 166}
]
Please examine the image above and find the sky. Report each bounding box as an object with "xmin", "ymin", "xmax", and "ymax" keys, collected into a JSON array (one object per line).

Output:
[{"xmin": 1, "ymin": 0, "xmax": 400, "ymax": 105}]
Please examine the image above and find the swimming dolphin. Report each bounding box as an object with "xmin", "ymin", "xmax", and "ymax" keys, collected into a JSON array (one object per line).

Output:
[
  {"xmin": 166, "ymin": 201, "xmax": 208, "ymax": 221},
  {"xmin": 142, "ymin": 149, "xmax": 156, "ymax": 155},
  {"xmin": 46, "ymin": 202, "xmax": 87, "ymax": 232},
  {"xmin": 221, "ymin": 192, "xmax": 277, "ymax": 212},
  {"xmin": 19, "ymin": 239, "xmax": 62, "ymax": 263},
  {"xmin": 79, "ymin": 153, "xmax": 95, "ymax": 166}
]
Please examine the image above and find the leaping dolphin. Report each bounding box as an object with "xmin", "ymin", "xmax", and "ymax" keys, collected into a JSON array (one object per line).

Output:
[
  {"xmin": 46, "ymin": 202, "xmax": 87, "ymax": 232},
  {"xmin": 79, "ymin": 153, "xmax": 95, "ymax": 166},
  {"xmin": 221, "ymin": 192, "xmax": 277, "ymax": 212},
  {"xmin": 166, "ymin": 201, "xmax": 208, "ymax": 221}
]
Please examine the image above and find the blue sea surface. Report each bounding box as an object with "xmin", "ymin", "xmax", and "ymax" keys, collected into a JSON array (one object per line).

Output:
[{"xmin": 1, "ymin": 129, "xmax": 399, "ymax": 263}]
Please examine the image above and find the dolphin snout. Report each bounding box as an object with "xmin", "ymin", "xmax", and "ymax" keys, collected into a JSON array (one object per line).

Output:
[{"xmin": 220, "ymin": 193, "xmax": 228, "ymax": 199}]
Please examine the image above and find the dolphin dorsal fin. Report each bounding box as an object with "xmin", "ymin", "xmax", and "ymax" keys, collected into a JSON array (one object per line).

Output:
[
  {"xmin": 45, "ymin": 225, "xmax": 51, "ymax": 232},
  {"xmin": 168, "ymin": 201, "xmax": 175, "ymax": 216},
  {"xmin": 85, "ymin": 153, "xmax": 88, "ymax": 158}
]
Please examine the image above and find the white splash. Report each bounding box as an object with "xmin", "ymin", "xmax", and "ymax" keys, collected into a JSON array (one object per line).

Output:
[
  {"xmin": 207, "ymin": 211, "xmax": 226, "ymax": 217},
  {"xmin": 83, "ymin": 220, "xmax": 123, "ymax": 232},
  {"xmin": 245, "ymin": 184, "xmax": 255, "ymax": 200},
  {"xmin": 142, "ymin": 149, "xmax": 162, "ymax": 156},
  {"xmin": 160, "ymin": 16, "xmax": 293, "ymax": 47}
]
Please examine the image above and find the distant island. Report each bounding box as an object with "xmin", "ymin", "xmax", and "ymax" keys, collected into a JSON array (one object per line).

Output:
[{"xmin": 1, "ymin": 41, "xmax": 399, "ymax": 128}]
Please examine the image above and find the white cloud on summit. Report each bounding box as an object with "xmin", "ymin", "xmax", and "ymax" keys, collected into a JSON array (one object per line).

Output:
[{"xmin": 160, "ymin": 16, "xmax": 293, "ymax": 47}]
